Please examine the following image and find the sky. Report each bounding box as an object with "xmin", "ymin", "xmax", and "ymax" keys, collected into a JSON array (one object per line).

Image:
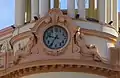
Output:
[{"xmin": 0, "ymin": 0, "xmax": 120, "ymax": 30}]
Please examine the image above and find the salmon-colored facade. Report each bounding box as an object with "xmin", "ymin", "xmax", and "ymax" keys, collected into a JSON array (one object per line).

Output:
[
  {"xmin": 0, "ymin": 0, "xmax": 119, "ymax": 78},
  {"xmin": 0, "ymin": 8, "xmax": 119, "ymax": 78}
]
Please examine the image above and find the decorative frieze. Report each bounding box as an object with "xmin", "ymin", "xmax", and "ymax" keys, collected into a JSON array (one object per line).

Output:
[
  {"xmin": 0, "ymin": 8, "xmax": 120, "ymax": 78},
  {"xmin": 0, "ymin": 64, "xmax": 118, "ymax": 78}
]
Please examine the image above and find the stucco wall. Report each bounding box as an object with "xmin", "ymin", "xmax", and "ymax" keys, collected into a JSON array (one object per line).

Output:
[
  {"xmin": 21, "ymin": 72, "xmax": 106, "ymax": 78},
  {"xmin": 12, "ymin": 22, "xmax": 35, "ymax": 36},
  {"xmin": 75, "ymin": 20, "xmax": 118, "ymax": 37},
  {"xmin": 84, "ymin": 35, "xmax": 114, "ymax": 60}
]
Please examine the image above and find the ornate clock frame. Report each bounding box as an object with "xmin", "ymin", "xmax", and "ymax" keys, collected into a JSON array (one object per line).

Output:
[
  {"xmin": 30, "ymin": 8, "xmax": 76, "ymax": 56},
  {"xmin": 1, "ymin": 8, "xmax": 120, "ymax": 78}
]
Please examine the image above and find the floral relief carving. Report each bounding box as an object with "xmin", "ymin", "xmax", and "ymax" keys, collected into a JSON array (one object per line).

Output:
[
  {"xmin": 48, "ymin": 8, "xmax": 63, "ymax": 16},
  {"xmin": 33, "ymin": 16, "xmax": 52, "ymax": 33},
  {"xmin": 58, "ymin": 16, "xmax": 65, "ymax": 23},
  {"xmin": 44, "ymin": 17, "xmax": 52, "ymax": 24},
  {"xmin": 57, "ymin": 16, "xmax": 69, "ymax": 27},
  {"xmin": 43, "ymin": 47, "xmax": 67, "ymax": 56}
]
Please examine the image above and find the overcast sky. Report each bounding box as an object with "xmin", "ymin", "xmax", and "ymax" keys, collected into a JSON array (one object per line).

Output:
[{"xmin": 0, "ymin": 0, "xmax": 120, "ymax": 30}]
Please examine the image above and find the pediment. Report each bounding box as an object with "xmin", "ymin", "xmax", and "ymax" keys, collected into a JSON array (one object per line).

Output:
[
  {"xmin": 29, "ymin": 8, "xmax": 77, "ymax": 56},
  {"xmin": 1, "ymin": 9, "xmax": 119, "ymax": 78},
  {"xmin": 31, "ymin": 8, "xmax": 76, "ymax": 34},
  {"xmin": 11, "ymin": 9, "xmax": 108, "ymax": 68}
]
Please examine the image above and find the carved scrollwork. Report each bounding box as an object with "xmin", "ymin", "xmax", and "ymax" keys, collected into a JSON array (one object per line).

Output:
[
  {"xmin": 48, "ymin": 8, "xmax": 63, "ymax": 16},
  {"xmin": 44, "ymin": 17, "xmax": 52, "ymax": 24},
  {"xmin": 58, "ymin": 16, "xmax": 65, "ymax": 23},
  {"xmin": 57, "ymin": 16, "xmax": 68, "ymax": 27},
  {"xmin": 43, "ymin": 48, "xmax": 66, "ymax": 56}
]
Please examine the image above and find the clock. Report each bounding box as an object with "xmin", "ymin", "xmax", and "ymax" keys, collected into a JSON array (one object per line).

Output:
[{"xmin": 43, "ymin": 25, "xmax": 68, "ymax": 49}]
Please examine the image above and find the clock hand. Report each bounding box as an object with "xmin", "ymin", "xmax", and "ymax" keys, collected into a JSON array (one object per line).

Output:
[
  {"xmin": 48, "ymin": 34, "xmax": 59, "ymax": 39},
  {"xmin": 48, "ymin": 35, "xmax": 55, "ymax": 38},
  {"xmin": 49, "ymin": 35, "xmax": 58, "ymax": 47}
]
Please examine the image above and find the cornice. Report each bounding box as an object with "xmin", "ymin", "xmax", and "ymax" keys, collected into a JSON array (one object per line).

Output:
[
  {"xmin": 74, "ymin": 19, "xmax": 118, "ymax": 34},
  {"xmin": 0, "ymin": 59, "xmax": 118, "ymax": 78},
  {"xmin": 0, "ymin": 27, "xmax": 14, "ymax": 38},
  {"xmin": 1, "ymin": 9, "xmax": 119, "ymax": 78},
  {"xmin": 81, "ymin": 28, "xmax": 117, "ymax": 42},
  {"xmin": 10, "ymin": 31, "xmax": 31, "ymax": 45}
]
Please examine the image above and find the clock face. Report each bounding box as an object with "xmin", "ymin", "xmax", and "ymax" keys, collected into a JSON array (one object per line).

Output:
[{"xmin": 43, "ymin": 25, "xmax": 68, "ymax": 49}]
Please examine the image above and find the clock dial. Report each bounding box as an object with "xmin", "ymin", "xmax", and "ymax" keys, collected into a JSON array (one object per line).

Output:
[{"xmin": 43, "ymin": 25, "xmax": 68, "ymax": 49}]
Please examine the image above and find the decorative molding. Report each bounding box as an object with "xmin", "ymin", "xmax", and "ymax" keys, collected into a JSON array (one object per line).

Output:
[
  {"xmin": 24, "ymin": 32, "xmax": 38, "ymax": 54},
  {"xmin": 0, "ymin": 60, "xmax": 119, "ymax": 78},
  {"xmin": 29, "ymin": 8, "xmax": 74, "ymax": 56},
  {"xmin": 81, "ymin": 28, "xmax": 117, "ymax": 42},
  {"xmin": 0, "ymin": 27, "xmax": 14, "ymax": 38},
  {"xmin": 10, "ymin": 31, "xmax": 31, "ymax": 45},
  {"xmin": 0, "ymin": 8, "xmax": 119, "ymax": 78},
  {"xmin": 73, "ymin": 27, "xmax": 108, "ymax": 64},
  {"xmin": 12, "ymin": 32, "xmax": 38, "ymax": 65},
  {"xmin": 0, "ymin": 40, "xmax": 12, "ymax": 53},
  {"xmin": 43, "ymin": 47, "xmax": 67, "ymax": 56},
  {"xmin": 73, "ymin": 19, "xmax": 118, "ymax": 33}
]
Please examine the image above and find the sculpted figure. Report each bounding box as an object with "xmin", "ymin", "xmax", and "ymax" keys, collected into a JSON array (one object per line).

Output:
[
  {"xmin": 12, "ymin": 50, "xmax": 31, "ymax": 65},
  {"xmin": 74, "ymin": 28, "xmax": 106, "ymax": 63},
  {"xmin": 0, "ymin": 44, "xmax": 3, "ymax": 51},
  {"xmin": 13, "ymin": 55, "xmax": 22, "ymax": 65},
  {"xmin": 1, "ymin": 43, "xmax": 6, "ymax": 52},
  {"xmin": 12, "ymin": 32, "xmax": 38, "ymax": 65},
  {"xmin": 25, "ymin": 32, "xmax": 37, "ymax": 54},
  {"xmin": 0, "ymin": 57, "xmax": 4, "ymax": 68}
]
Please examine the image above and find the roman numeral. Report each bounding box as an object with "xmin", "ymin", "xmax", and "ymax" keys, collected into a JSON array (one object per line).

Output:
[
  {"xmin": 55, "ymin": 44, "xmax": 57, "ymax": 48},
  {"xmin": 59, "ymin": 42, "xmax": 62, "ymax": 46},
  {"xmin": 47, "ymin": 40, "xmax": 50, "ymax": 44},
  {"xmin": 62, "ymin": 40, "xmax": 64, "ymax": 43},
  {"xmin": 55, "ymin": 27, "xmax": 58, "ymax": 32}
]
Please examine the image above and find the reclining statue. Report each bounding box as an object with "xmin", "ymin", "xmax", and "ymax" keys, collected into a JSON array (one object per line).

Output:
[
  {"xmin": 74, "ymin": 27, "xmax": 107, "ymax": 63},
  {"xmin": 13, "ymin": 32, "xmax": 38, "ymax": 65}
]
